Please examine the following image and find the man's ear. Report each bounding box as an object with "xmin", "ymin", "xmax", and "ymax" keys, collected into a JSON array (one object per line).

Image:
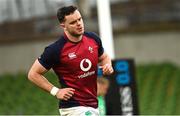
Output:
[{"xmin": 60, "ymin": 23, "xmax": 65, "ymax": 28}]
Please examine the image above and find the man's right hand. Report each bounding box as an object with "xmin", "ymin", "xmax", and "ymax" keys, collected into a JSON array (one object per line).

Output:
[{"xmin": 56, "ymin": 88, "xmax": 75, "ymax": 101}]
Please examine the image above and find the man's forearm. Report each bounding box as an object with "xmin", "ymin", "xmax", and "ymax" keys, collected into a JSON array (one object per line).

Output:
[
  {"xmin": 98, "ymin": 53, "xmax": 114, "ymax": 75},
  {"xmin": 99, "ymin": 53, "xmax": 112, "ymax": 66},
  {"xmin": 28, "ymin": 71, "xmax": 54, "ymax": 93}
]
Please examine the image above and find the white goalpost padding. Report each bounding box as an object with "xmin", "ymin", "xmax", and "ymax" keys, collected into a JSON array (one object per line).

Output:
[{"xmin": 96, "ymin": 0, "xmax": 115, "ymax": 59}]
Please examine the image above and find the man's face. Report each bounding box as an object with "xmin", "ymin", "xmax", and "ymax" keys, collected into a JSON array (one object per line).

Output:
[{"xmin": 63, "ymin": 10, "xmax": 84, "ymax": 37}]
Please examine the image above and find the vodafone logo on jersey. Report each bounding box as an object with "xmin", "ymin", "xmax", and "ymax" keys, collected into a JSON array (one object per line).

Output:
[
  {"xmin": 80, "ymin": 58, "xmax": 92, "ymax": 72},
  {"xmin": 78, "ymin": 58, "xmax": 95, "ymax": 79}
]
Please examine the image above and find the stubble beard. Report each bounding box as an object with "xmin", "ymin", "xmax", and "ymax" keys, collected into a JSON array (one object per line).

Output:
[{"xmin": 71, "ymin": 30, "xmax": 84, "ymax": 38}]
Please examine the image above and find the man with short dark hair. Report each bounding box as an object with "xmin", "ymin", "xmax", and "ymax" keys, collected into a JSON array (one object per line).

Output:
[{"xmin": 28, "ymin": 5, "xmax": 113, "ymax": 115}]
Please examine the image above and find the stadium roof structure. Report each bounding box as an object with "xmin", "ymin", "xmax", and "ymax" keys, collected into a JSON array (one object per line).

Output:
[{"xmin": 0, "ymin": 0, "xmax": 75, "ymax": 24}]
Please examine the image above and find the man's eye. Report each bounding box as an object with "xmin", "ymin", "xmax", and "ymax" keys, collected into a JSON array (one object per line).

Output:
[
  {"xmin": 79, "ymin": 18, "xmax": 82, "ymax": 21},
  {"xmin": 70, "ymin": 21, "xmax": 76, "ymax": 24}
]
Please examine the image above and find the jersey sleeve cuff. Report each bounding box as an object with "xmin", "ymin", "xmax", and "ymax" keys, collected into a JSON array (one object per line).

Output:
[{"xmin": 38, "ymin": 58, "xmax": 51, "ymax": 70}]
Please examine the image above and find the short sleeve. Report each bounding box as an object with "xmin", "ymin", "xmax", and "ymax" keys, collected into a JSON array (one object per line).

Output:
[
  {"xmin": 93, "ymin": 33, "xmax": 104, "ymax": 57},
  {"xmin": 38, "ymin": 46, "xmax": 59, "ymax": 70}
]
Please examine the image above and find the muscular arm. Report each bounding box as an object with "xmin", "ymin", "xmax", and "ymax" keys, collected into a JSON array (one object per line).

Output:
[
  {"xmin": 28, "ymin": 59, "xmax": 54, "ymax": 92},
  {"xmin": 28, "ymin": 59, "xmax": 75, "ymax": 100},
  {"xmin": 98, "ymin": 52, "xmax": 114, "ymax": 75}
]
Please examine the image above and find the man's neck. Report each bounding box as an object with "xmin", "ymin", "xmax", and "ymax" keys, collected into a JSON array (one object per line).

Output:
[{"xmin": 64, "ymin": 31, "xmax": 82, "ymax": 43}]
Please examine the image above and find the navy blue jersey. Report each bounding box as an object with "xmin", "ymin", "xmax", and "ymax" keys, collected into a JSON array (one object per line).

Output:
[{"xmin": 38, "ymin": 32, "xmax": 104, "ymax": 108}]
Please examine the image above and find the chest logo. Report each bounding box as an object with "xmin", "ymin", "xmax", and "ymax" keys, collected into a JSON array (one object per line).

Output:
[
  {"xmin": 88, "ymin": 46, "xmax": 93, "ymax": 53},
  {"xmin": 68, "ymin": 52, "xmax": 77, "ymax": 59},
  {"xmin": 80, "ymin": 58, "xmax": 92, "ymax": 72}
]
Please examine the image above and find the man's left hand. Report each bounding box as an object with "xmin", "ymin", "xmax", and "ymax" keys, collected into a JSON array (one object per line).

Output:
[{"xmin": 99, "ymin": 64, "xmax": 114, "ymax": 75}]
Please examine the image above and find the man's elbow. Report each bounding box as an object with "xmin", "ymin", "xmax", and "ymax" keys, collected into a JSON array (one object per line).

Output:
[{"xmin": 28, "ymin": 70, "xmax": 36, "ymax": 82}]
